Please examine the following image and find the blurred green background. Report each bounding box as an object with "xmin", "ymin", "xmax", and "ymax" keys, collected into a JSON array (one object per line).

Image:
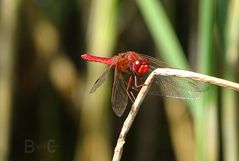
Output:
[{"xmin": 0, "ymin": 0, "xmax": 239, "ymax": 161}]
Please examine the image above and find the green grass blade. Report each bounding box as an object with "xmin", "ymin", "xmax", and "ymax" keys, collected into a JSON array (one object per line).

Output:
[
  {"xmin": 137, "ymin": 0, "xmax": 188, "ymax": 69},
  {"xmin": 0, "ymin": 0, "xmax": 19, "ymax": 160},
  {"xmin": 222, "ymin": 0, "xmax": 239, "ymax": 161},
  {"xmin": 137, "ymin": 1, "xmax": 201, "ymax": 161},
  {"xmin": 196, "ymin": 0, "xmax": 218, "ymax": 161},
  {"xmin": 75, "ymin": 0, "xmax": 118, "ymax": 161}
]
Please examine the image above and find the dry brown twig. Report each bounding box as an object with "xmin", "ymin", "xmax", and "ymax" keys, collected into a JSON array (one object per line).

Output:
[{"xmin": 112, "ymin": 68, "xmax": 239, "ymax": 161}]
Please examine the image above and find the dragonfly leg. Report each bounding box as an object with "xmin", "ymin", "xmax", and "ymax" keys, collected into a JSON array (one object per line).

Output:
[
  {"xmin": 127, "ymin": 76, "xmax": 136, "ymax": 103},
  {"xmin": 127, "ymin": 90, "xmax": 136, "ymax": 103},
  {"xmin": 134, "ymin": 76, "xmax": 146, "ymax": 88}
]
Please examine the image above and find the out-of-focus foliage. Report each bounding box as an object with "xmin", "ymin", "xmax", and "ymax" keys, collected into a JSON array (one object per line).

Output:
[{"xmin": 0, "ymin": 0, "xmax": 238, "ymax": 161}]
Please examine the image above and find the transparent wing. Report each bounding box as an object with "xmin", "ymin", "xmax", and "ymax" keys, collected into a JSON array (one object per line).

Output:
[
  {"xmin": 89, "ymin": 66, "xmax": 112, "ymax": 93},
  {"xmin": 148, "ymin": 73, "xmax": 205, "ymax": 99},
  {"xmin": 111, "ymin": 68, "xmax": 128, "ymax": 117},
  {"xmin": 140, "ymin": 54, "xmax": 207, "ymax": 99},
  {"xmin": 89, "ymin": 57, "xmax": 118, "ymax": 93},
  {"xmin": 140, "ymin": 54, "xmax": 169, "ymax": 68}
]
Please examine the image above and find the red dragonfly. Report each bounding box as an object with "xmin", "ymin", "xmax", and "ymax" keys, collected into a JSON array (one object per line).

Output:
[{"xmin": 81, "ymin": 51, "xmax": 204, "ymax": 117}]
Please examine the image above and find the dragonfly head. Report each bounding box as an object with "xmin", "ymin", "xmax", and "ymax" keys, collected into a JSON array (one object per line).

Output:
[{"xmin": 133, "ymin": 59, "xmax": 149, "ymax": 75}]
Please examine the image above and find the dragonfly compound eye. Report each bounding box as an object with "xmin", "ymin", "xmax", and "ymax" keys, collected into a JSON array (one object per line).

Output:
[
  {"xmin": 132, "ymin": 60, "xmax": 140, "ymax": 71},
  {"xmin": 133, "ymin": 60, "xmax": 149, "ymax": 75}
]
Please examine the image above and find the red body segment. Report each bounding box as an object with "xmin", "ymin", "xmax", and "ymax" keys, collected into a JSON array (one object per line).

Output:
[
  {"xmin": 81, "ymin": 54, "xmax": 115, "ymax": 66},
  {"xmin": 82, "ymin": 51, "xmax": 150, "ymax": 76}
]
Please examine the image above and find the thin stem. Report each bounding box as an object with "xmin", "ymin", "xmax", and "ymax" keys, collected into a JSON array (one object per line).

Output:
[
  {"xmin": 112, "ymin": 70, "xmax": 155, "ymax": 161},
  {"xmin": 112, "ymin": 68, "xmax": 239, "ymax": 161},
  {"xmin": 154, "ymin": 68, "xmax": 239, "ymax": 91}
]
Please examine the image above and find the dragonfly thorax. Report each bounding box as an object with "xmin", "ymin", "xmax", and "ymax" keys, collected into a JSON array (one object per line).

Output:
[{"xmin": 116, "ymin": 51, "xmax": 149, "ymax": 75}]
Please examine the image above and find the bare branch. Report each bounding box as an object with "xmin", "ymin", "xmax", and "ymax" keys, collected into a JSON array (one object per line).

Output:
[
  {"xmin": 112, "ymin": 68, "xmax": 239, "ymax": 161},
  {"xmin": 154, "ymin": 68, "xmax": 239, "ymax": 91},
  {"xmin": 112, "ymin": 69, "xmax": 155, "ymax": 161}
]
